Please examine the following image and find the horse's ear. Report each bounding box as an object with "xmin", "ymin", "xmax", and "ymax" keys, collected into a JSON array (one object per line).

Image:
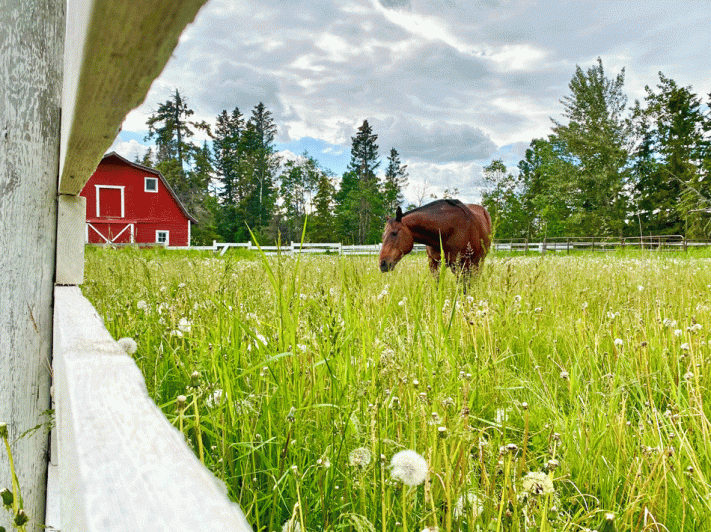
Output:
[{"xmin": 395, "ymin": 206, "xmax": 403, "ymax": 222}]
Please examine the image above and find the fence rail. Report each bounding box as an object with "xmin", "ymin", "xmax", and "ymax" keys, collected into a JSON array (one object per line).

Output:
[
  {"xmin": 136, "ymin": 235, "xmax": 711, "ymax": 255},
  {"xmin": 52, "ymin": 286, "xmax": 252, "ymax": 531}
]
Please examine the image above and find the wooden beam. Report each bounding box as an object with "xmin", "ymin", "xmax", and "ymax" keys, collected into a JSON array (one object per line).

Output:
[
  {"xmin": 59, "ymin": 0, "xmax": 208, "ymax": 195},
  {"xmin": 0, "ymin": 1, "xmax": 65, "ymax": 529},
  {"xmin": 53, "ymin": 286, "xmax": 253, "ymax": 532}
]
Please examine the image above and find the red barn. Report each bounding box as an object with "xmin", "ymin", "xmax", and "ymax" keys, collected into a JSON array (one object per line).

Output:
[{"xmin": 81, "ymin": 152, "xmax": 196, "ymax": 246}]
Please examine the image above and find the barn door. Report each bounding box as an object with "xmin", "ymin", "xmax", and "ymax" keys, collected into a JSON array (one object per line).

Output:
[{"xmin": 96, "ymin": 185, "xmax": 124, "ymax": 218}]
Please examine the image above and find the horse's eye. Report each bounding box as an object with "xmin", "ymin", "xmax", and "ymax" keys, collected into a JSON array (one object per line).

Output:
[{"xmin": 391, "ymin": 231, "xmax": 398, "ymax": 237}]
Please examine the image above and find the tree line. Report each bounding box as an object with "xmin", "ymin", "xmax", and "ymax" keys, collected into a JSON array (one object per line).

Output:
[
  {"xmin": 482, "ymin": 58, "xmax": 711, "ymax": 240},
  {"xmin": 138, "ymin": 92, "xmax": 408, "ymax": 245}
]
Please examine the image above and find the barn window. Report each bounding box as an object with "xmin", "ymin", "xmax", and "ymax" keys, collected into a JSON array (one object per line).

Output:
[
  {"xmin": 156, "ymin": 230, "xmax": 169, "ymax": 245},
  {"xmin": 145, "ymin": 177, "xmax": 158, "ymax": 192}
]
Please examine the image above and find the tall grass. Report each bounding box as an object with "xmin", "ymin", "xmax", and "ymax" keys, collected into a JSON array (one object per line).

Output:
[{"xmin": 83, "ymin": 246, "xmax": 711, "ymax": 531}]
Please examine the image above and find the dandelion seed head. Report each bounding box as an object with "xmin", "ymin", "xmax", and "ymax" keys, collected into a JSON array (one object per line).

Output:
[
  {"xmin": 117, "ymin": 337, "xmax": 137, "ymax": 355},
  {"xmin": 177, "ymin": 318, "xmax": 192, "ymax": 333},
  {"xmin": 681, "ymin": 343, "xmax": 690, "ymax": 351},
  {"xmin": 349, "ymin": 447, "xmax": 372, "ymax": 468},
  {"xmin": 614, "ymin": 338, "xmax": 623, "ymax": 347},
  {"xmin": 390, "ymin": 449, "xmax": 428, "ymax": 486},
  {"xmin": 522, "ymin": 471, "xmax": 555, "ymax": 495},
  {"xmin": 136, "ymin": 300, "xmax": 148, "ymax": 311},
  {"xmin": 674, "ymin": 329, "xmax": 683, "ymax": 337}
]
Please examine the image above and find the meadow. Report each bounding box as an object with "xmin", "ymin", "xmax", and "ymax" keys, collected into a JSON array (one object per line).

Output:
[{"xmin": 83, "ymin": 246, "xmax": 711, "ymax": 532}]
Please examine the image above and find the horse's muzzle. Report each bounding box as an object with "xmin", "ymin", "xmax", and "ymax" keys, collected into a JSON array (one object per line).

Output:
[{"xmin": 380, "ymin": 259, "xmax": 395, "ymax": 272}]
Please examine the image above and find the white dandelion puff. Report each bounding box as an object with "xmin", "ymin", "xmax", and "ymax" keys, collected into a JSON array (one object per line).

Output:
[
  {"xmin": 178, "ymin": 318, "xmax": 192, "ymax": 333},
  {"xmin": 614, "ymin": 338, "xmax": 624, "ymax": 347},
  {"xmin": 521, "ymin": 471, "xmax": 555, "ymax": 495},
  {"xmin": 117, "ymin": 337, "xmax": 137, "ymax": 355},
  {"xmin": 349, "ymin": 447, "xmax": 372, "ymax": 468},
  {"xmin": 390, "ymin": 450, "xmax": 428, "ymax": 486},
  {"xmin": 136, "ymin": 300, "xmax": 148, "ymax": 311}
]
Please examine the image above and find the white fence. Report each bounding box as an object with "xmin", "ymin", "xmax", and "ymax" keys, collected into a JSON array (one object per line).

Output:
[
  {"xmin": 204, "ymin": 241, "xmax": 420, "ymax": 256},
  {"xmin": 51, "ymin": 287, "xmax": 251, "ymax": 531},
  {"xmin": 157, "ymin": 235, "xmax": 704, "ymax": 256}
]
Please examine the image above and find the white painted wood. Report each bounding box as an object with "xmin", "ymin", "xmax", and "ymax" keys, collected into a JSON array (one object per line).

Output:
[
  {"xmin": 59, "ymin": 0, "xmax": 210, "ymax": 195},
  {"xmin": 56, "ymin": 195, "xmax": 87, "ymax": 285},
  {"xmin": 53, "ymin": 286, "xmax": 253, "ymax": 532},
  {"xmin": 0, "ymin": 1, "xmax": 64, "ymax": 529}
]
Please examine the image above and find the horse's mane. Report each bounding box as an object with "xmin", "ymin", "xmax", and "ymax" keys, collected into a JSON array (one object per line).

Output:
[{"xmin": 403, "ymin": 198, "xmax": 469, "ymax": 217}]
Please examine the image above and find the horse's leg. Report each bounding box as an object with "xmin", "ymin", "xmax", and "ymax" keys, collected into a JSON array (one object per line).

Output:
[{"xmin": 426, "ymin": 246, "xmax": 441, "ymax": 279}]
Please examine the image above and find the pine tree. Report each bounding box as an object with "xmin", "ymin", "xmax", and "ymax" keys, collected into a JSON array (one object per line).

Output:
[
  {"xmin": 630, "ymin": 73, "xmax": 711, "ymax": 236},
  {"xmin": 212, "ymin": 107, "xmax": 245, "ymax": 205},
  {"xmin": 336, "ymin": 120, "xmax": 383, "ymax": 243},
  {"xmin": 552, "ymin": 58, "xmax": 629, "ymax": 236},
  {"xmin": 382, "ymin": 148, "xmax": 408, "ymax": 215},
  {"xmin": 243, "ymin": 103, "xmax": 279, "ymax": 239},
  {"xmin": 309, "ymin": 169, "xmax": 337, "ymax": 241}
]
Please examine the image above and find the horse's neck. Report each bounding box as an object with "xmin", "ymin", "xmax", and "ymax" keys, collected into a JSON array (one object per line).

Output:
[{"xmin": 403, "ymin": 212, "xmax": 447, "ymax": 247}]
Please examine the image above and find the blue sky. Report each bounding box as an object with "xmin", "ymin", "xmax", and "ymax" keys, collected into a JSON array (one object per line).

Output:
[{"xmin": 111, "ymin": 0, "xmax": 711, "ymax": 206}]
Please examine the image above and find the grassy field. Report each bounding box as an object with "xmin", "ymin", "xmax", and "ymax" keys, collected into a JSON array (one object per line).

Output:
[{"xmin": 83, "ymin": 246, "xmax": 711, "ymax": 532}]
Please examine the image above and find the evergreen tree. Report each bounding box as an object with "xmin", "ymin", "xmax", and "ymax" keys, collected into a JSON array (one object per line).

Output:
[
  {"xmin": 382, "ymin": 148, "xmax": 408, "ymax": 215},
  {"xmin": 309, "ymin": 169, "xmax": 337, "ymax": 242},
  {"xmin": 187, "ymin": 142, "xmax": 219, "ymax": 245},
  {"xmin": 552, "ymin": 58, "xmax": 630, "ymax": 236},
  {"xmin": 243, "ymin": 103, "xmax": 279, "ymax": 239},
  {"xmin": 212, "ymin": 107, "xmax": 245, "ymax": 205},
  {"xmin": 145, "ymin": 90, "xmax": 209, "ymax": 205},
  {"xmin": 629, "ymin": 73, "xmax": 711, "ymax": 236},
  {"xmin": 139, "ymin": 148, "xmax": 154, "ymax": 169},
  {"xmin": 336, "ymin": 120, "xmax": 383, "ymax": 243}
]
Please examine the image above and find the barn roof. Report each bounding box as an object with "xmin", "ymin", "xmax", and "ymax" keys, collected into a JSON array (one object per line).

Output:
[{"xmin": 100, "ymin": 152, "xmax": 198, "ymax": 223}]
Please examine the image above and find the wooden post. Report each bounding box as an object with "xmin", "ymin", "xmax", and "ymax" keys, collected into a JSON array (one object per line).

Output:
[{"xmin": 0, "ymin": 1, "xmax": 65, "ymax": 529}]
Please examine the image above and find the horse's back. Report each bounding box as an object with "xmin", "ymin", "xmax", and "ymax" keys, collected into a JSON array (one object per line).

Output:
[{"xmin": 466, "ymin": 204, "xmax": 492, "ymax": 238}]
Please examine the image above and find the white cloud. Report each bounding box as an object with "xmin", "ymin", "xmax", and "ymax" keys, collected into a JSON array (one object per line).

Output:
[
  {"xmin": 113, "ymin": 0, "xmax": 710, "ymax": 199},
  {"xmin": 108, "ymin": 138, "xmax": 150, "ymax": 161}
]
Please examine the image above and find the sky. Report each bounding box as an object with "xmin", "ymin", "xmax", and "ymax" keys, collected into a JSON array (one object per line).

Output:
[{"xmin": 110, "ymin": 0, "xmax": 711, "ymax": 206}]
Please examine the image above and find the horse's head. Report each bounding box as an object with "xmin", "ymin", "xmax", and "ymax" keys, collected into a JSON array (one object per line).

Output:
[{"xmin": 379, "ymin": 206, "xmax": 414, "ymax": 272}]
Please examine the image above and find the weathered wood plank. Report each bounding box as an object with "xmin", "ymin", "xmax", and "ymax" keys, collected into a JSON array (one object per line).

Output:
[
  {"xmin": 53, "ymin": 286, "xmax": 253, "ymax": 532},
  {"xmin": 0, "ymin": 1, "xmax": 65, "ymax": 529},
  {"xmin": 59, "ymin": 0, "xmax": 208, "ymax": 195},
  {"xmin": 56, "ymin": 195, "xmax": 86, "ymax": 284}
]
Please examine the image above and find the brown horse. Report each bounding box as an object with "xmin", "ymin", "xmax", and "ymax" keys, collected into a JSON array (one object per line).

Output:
[{"xmin": 379, "ymin": 199, "xmax": 492, "ymax": 280}]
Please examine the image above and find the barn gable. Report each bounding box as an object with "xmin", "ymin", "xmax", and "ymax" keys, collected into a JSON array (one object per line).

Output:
[{"xmin": 80, "ymin": 152, "xmax": 197, "ymax": 246}]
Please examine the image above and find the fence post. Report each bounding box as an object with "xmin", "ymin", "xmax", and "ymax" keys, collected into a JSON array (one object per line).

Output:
[
  {"xmin": 683, "ymin": 237, "xmax": 688, "ymax": 252},
  {"xmin": 524, "ymin": 238, "xmax": 529, "ymax": 255},
  {"xmin": 0, "ymin": 1, "xmax": 64, "ymax": 528}
]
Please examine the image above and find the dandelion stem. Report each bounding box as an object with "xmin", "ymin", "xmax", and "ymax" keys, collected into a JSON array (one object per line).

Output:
[{"xmin": 193, "ymin": 394, "xmax": 204, "ymax": 463}]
